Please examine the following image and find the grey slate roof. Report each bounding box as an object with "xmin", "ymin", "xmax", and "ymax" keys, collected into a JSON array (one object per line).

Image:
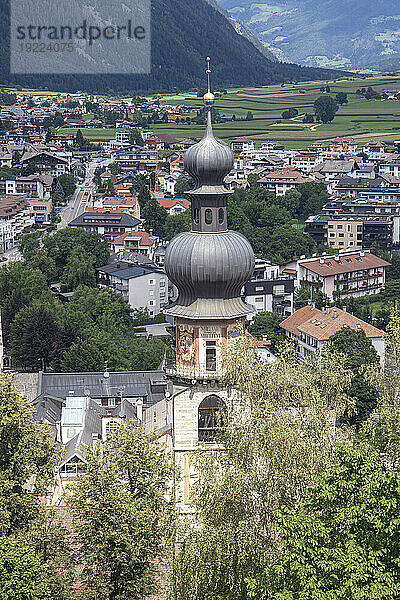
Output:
[
  {"xmin": 39, "ymin": 371, "xmax": 167, "ymax": 407},
  {"xmin": 61, "ymin": 397, "xmax": 138, "ymax": 467},
  {"xmin": 98, "ymin": 264, "xmax": 163, "ymax": 280},
  {"xmin": 313, "ymin": 160, "xmax": 356, "ymax": 173},
  {"xmin": 69, "ymin": 212, "xmax": 141, "ymax": 228}
]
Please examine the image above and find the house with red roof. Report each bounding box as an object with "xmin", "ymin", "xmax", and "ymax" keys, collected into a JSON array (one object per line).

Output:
[
  {"xmin": 281, "ymin": 249, "xmax": 390, "ymax": 300},
  {"xmin": 258, "ymin": 168, "xmax": 314, "ymax": 195},
  {"xmin": 110, "ymin": 230, "xmax": 158, "ymax": 259},
  {"xmin": 155, "ymin": 197, "xmax": 190, "ymax": 215},
  {"xmin": 280, "ymin": 305, "xmax": 385, "ymax": 362}
]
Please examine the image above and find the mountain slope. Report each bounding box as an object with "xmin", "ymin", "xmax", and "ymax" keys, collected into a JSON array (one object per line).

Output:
[
  {"xmin": 0, "ymin": 0, "xmax": 341, "ymax": 93},
  {"xmin": 218, "ymin": 0, "xmax": 400, "ymax": 69}
]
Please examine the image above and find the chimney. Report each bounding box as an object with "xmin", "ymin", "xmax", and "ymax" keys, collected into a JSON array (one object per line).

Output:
[
  {"xmin": 319, "ymin": 257, "xmax": 324, "ymax": 264},
  {"xmin": 360, "ymin": 251, "xmax": 365, "ymax": 257},
  {"xmin": 356, "ymin": 323, "xmax": 362, "ymax": 330},
  {"xmin": 343, "ymin": 305, "xmax": 346, "ymax": 312},
  {"xmin": 149, "ymin": 228, "xmax": 153, "ymax": 236},
  {"xmin": 332, "ymin": 309, "xmax": 338, "ymax": 319}
]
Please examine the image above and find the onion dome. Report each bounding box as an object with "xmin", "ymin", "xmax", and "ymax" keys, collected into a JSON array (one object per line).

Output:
[
  {"xmin": 164, "ymin": 230, "xmax": 254, "ymax": 319},
  {"xmin": 184, "ymin": 112, "xmax": 234, "ymax": 189},
  {"xmin": 164, "ymin": 57, "xmax": 255, "ymax": 320}
]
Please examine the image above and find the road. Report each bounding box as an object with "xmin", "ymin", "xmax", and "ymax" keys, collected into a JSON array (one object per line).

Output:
[
  {"xmin": 2, "ymin": 158, "xmax": 110, "ymax": 263},
  {"xmin": 57, "ymin": 159, "xmax": 105, "ymax": 229}
]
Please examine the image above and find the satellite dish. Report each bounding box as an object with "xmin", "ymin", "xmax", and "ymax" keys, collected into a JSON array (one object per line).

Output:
[{"xmin": 104, "ymin": 371, "xmax": 110, "ymax": 379}]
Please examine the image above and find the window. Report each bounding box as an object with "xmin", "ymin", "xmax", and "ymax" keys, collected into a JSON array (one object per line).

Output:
[
  {"xmin": 339, "ymin": 233, "xmax": 344, "ymax": 238},
  {"xmin": 148, "ymin": 279, "xmax": 155, "ymax": 285},
  {"xmin": 255, "ymin": 296, "xmax": 264, "ymax": 302},
  {"xmin": 205, "ymin": 340, "xmax": 217, "ymax": 371},
  {"xmin": 205, "ymin": 209, "xmax": 212, "ymax": 225},
  {"xmin": 337, "ymin": 225, "xmax": 343, "ymax": 229},
  {"xmin": 273, "ymin": 284, "xmax": 285, "ymax": 295},
  {"xmin": 255, "ymin": 286, "xmax": 264, "ymax": 291},
  {"xmin": 357, "ymin": 225, "xmax": 362, "ymax": 232},
  {"xmin": 149, "ymin": 300, "xmax": 154, "ymax": 306},
  {"xmin": 218, "ymin": 208, "xmax": 224, "ymax": 224},
  {"xmin": 193, "ymin": 207, "xmax": 199, "ymax": 224},
  {"xmin": 160, "ymin": 280, "xmax": 165, "ymax": 287},
  {"xmin": 105, "ymin": 420, "xmax": 118, "ymax": 439},
  {"xmin": 149, "ymin": 290, "xmax": 154, "ymax": 296},
  {"xmin": 198, "ymin": 395, "xmax": 227, "ymax": 442}
]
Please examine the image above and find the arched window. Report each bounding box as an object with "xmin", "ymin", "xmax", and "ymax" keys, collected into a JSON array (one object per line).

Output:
[
  {"xmin": 218, "ymin": 208, "xmax": 224, "ymax": 224},
  {"xmin": 198, "ymin": 395, "xmax": 227, "ymax": 442},
  {"xmin": 205, "ymin": 209, "xmax": 212, "ymax": 225}
]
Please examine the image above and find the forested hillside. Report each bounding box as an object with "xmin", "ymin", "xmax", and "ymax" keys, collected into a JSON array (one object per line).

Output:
[{"xmin": 0, "ymin": 0, "xmax": 341, "ymax": 94}]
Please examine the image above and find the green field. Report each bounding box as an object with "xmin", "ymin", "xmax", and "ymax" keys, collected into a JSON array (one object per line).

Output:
[{"xmin": 14, "ymin": 72, "xmax": 400, "ymax": 149}]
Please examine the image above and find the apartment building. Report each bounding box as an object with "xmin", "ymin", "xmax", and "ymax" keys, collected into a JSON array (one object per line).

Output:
[
  {"xmin": 69, "ymin": 212, "xmax": 141, "ymax": 242},
  {"xmin": 305, "ymin": 214, "xmax": 394, "ymax": 251},
  {"xmin": 282, "ymin": 250, "xmax": 390, "ymax": 300},
  {"xmin": 243, "ymin": 259, "xmax": 294, "ymax": 317},
  {"xmin": 97, "ymin": 263, "xmax": 168, "ymax": 316}
]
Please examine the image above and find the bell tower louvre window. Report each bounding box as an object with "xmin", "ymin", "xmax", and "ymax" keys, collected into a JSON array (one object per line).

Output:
[{"xmin": 198, "ymin": 395, "xmax": 226, "ymax": 442}]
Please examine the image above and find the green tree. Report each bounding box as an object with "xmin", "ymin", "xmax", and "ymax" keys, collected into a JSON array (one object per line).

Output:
[
  {"xmin": 43, "ymin": 228, "xmax": 109, "ymax": 278},
  {"xmin": 248, "ymin": 311, "xmax": 284, "ymax": 352},
  {"xmin": 266, "ymin": 225, "xmax": 316, "ymax": 264},
  {"xmin": 142, "ymin": 197, "xmax": 168, "ymax": 238},
  {"xmin": 252, "ymin": 444, "xmax": 400, "ymax": 600},
  {"xmin": 326, "ymin": 328, "xmax": 379, "ymax": 424},
  {"xmin": 174, "ymin": 339, "xmax": 352, "ymax": 600},
  {"xmin": 75, "ymin": 128, "xmax": 85, "ymax": 149},
  {"xmin": 10, "ymin": 307, "xmax": 61, "ymax": 371},
  {"xmin": 57, "ymin": 174, "xmax": 76, "ymax": 197},
  {"xmin": 314, "ymin": 95, "xmax": 339, "ymax": 123},
  {"xmin": 68, "ymin": 424, "xmax": 175, "ymax": 600},
  {"xmin": 128, "ymin": 130, "xmax": 144, "ymax": 146},
  {"xmin": 0, "ymin": 375, "xmax": 58, "ymax": 534},
  {"xmin": 336, "ymin": 91, "xmax": 348, "ymax": 105},
  {"xmin": 60, "ymin": 248, "xmax": 97, "ymax": 292},
  {"xmin": 164, "ymin": 209, "xmax": 191, "ymax": 240},
  {"xmin": 174, "ymin": 176, "xmax": 194, "ymax": 197}
]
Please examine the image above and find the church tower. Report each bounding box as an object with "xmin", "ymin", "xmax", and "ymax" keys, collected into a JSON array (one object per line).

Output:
[{"xmin": 164, "ymin": 59, "xmax": 255, "ymax": 510}]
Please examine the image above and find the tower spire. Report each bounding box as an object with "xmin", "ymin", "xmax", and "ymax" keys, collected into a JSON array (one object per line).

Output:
[{"xmin": 203, "ymin": 56, "xmax": 215, "ymax": 109}]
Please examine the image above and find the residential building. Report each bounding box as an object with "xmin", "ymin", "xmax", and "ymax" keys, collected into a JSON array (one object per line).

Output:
[
  {"xmin": 113, "ymin": 148, "xmax": 162, "ymax": 173},
  {"xmin": 0, "ymin": 174, "xmax": 53, "ymax": 198},
  {"xmin": 243, "ymin": 259, "xmax": 294, "ymax": 317},
  {"xmin": 258, "ymin": 168, "xmax": 313, "ymax": 196},
  {"xmin": 282, "ymin": 250, "xmax": 390, "ymax": 300},
  {"xmin": 305, "ymin": 213, "xmax": 393, "ymax": 251},
  {"xmin": 312, "ymin": 160, "xmax": 357, "ymax": 183},
  {"xmin": 97, "ymin": 263, "xmax": 169, "ymax": 315},
  {"xmin": 115, "ymin": 128, "xmax": 131, "ymax": 146},
  {"xmin": 280, "ymin": 305, "xmax": 385, "ymax": 362},
  {"xmin": 290, "ymin": 152, "xmax": 320, "ymax": 173},
  {"xmin": 100, "ymin": 195, "xmax": 141, "ymax": 220},
  {"xmin": 68, "ymin": 212, "xmax": 141, "ymax": 242},
  {"xmin": 110, "ymin": 230, "xmax": 158, "ymax": 259},
  {"xmin": 27, "ymin": 197, "xmax": 52, "ymax": 223},
  {"xmin": 333, "ymin": 176, "xmax": 400, "ymax": 202},
  {"xmin": 231, "ymin": 137, "xmax": 255, "ymax": 152},
  {"xmin": 329, "ymin": 138, "xmax": 359, "ymax": 153},
  {"xmin": 155, "ymin": 197, "xmax": 190, "ymax": 215},
  {"xmin": 20, "ymin": 151, "xmax": 69, "ymax": 176},
  {"xmin": 0, "ymin": 195, "xmax": 34, "ymax": 247}
]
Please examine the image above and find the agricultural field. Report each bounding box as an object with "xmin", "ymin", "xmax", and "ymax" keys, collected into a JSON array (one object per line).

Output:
[
  {"xmin": 145, "ymin": 73, "xmax": 400, "ymax": 149},
  {"xmin": 15, "ymin": 72, "xmax": 400, "ymax": 149}
]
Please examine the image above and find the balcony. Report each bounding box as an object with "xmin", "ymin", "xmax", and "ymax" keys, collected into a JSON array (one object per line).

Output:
[{"xmin": 165, "ymin": 363, "xmax": 224, "ymax": 382}]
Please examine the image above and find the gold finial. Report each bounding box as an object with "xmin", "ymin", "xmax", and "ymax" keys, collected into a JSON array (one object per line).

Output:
[{"xmin": 203, "ymin": 56, "xmax": 215, "ymax": 107}]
